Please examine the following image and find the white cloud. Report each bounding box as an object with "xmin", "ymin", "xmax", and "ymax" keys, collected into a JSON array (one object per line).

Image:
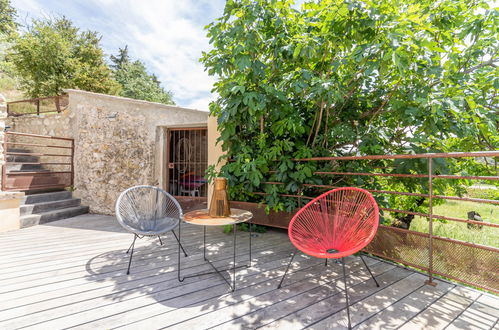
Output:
[{"xmin": 11, "ymin": 0, "xmax": 226, "ymax": 110}]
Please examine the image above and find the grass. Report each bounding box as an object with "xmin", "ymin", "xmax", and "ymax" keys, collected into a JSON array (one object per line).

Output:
[
  {"xmin": 381, "ymin": 188, "xmax": 498, "ymax": 292},
  {"xmin": 410, "ymin": 200, "xmax": 498, "ymax": 247}
]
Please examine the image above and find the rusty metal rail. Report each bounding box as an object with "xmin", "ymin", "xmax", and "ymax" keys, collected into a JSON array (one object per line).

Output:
[
  {"xmin": 253, "ymin": 150, "xmax": 499, "ymax": 292},
  {"xmin": 2, "ymin": 131, "xmax": 74, "ymax": 191},
  {"xmin": 6, "ymin": 95, "xmax": 68, "ymax": 117}
]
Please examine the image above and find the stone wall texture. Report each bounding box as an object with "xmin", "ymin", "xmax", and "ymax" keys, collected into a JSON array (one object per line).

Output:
[{"xmin": 5, "ymin": 90, "xmax": 208, "ymax": 214}]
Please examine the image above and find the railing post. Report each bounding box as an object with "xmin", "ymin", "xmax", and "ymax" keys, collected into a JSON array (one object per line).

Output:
[
  {"xmin": 425, "ymin": 157, "xmax": 436, "ymax": 286},
  {"xmin": 0, "ymin": 94, "xmax": 6, "ymax": 191},
  {"xmin": 70, "ymin": 139, "xmax": 74, "ymax": 188},
  {"xmin": 55, "ymin": 96, "xmax": 61, "ymax": 113},
  {"xmin": 1, "ymin": 132, "xmax": 7, "ymax": 191},
  {"xmin": 36, "ymin": 99, "xmax": 40, "ymax": 116},
  {"xmin": 297, "ymin": 188, "xmax": 302, "ymax": 208}
]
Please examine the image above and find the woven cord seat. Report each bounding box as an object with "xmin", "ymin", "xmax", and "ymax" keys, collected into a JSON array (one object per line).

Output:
[
  {"xmin": 115, "ymin": 185, "xmax": 188, "ymax": 275},
  {"xmin": 278, "ymin": 187, "xmax": 380, "ymax": 329}
]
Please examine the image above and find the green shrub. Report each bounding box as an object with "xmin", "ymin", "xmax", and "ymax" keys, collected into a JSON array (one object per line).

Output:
[{"xmin": 466, "ymin": 187, "xmax": 499, "ymax": 201}]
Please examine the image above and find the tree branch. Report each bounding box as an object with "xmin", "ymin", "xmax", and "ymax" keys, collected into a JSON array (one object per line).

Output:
[
  {"xmin": 462, "ymin": 58, "xmax": 498, "ymax": 74},
  {"xmin": 360, "ymin": 82, "xmax": 400, "ymax": 119}
]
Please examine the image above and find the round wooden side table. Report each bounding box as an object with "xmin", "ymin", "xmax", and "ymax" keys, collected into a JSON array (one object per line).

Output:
[{"xmin": 177, "ymin": 208, "xmax": 253, "ymax": 291}]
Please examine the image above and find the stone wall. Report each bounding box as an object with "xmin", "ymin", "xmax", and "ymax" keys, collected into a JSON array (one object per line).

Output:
[{"xmin": 6, "ymin": 90, "xmax": 208, "ymax": 214}]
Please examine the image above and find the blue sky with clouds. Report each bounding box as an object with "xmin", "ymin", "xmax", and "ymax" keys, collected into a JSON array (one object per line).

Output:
[{"xmin": 11, "ymin": 0, "xmax": 227, "ymax": 110}]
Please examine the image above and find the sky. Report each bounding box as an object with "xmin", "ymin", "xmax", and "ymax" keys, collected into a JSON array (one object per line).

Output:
[{"xmin": 11, "ymin": 0, "xmax": 228, "ymax": 111}]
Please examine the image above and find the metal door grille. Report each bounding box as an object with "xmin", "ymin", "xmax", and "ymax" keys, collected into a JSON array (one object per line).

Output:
[{"xmin": 167, "ymin": 128, "xmax": 208, "ymax": 197}]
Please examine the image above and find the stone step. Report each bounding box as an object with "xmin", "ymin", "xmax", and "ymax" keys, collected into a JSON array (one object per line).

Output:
[
  {"xmin": 6, "ymin": 148, "xmax": 40, "ymax": 163},
  {"xmin": 6, "ymin": 148, "xmax": 31, "ymax": 153},
  {"xmin": 20, "ymin": 206, "xmax": 90, "ymax": 228},
  {"xmin": 5, "ymin": 174, "xmax": 64, "ymax": 189},
  {"xmin": 20, "ymin": 198, "xmax": 82, "ymax": 216},
  {"xmin": 22, "ymin": 191, "xmax": 73, "ymax": 204},
  {"xmin": 6, "ymin": 154, "xmax": 40, "ymax": 163}
]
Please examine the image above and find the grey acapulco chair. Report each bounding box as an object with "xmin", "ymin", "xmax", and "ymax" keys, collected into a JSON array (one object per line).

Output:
[{"xmin": 116, "ymin": 185, "xmax": 188, "ymax": 274}]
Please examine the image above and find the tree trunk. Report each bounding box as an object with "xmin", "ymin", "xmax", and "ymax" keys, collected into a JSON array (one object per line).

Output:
[{"xmin": 391, "ymin": 197, "xmax": 425, "ymax": 229}]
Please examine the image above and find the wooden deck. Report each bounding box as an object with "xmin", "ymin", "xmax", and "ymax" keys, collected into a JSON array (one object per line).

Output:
[{"xmin": 0, "ymin": 214, "xmax": 497, "ymax": 330}]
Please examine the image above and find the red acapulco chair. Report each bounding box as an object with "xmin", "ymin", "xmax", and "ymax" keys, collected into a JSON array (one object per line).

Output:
[{"xmin": 277, "ymin": 187, "xmax": 380, "ymax": 329}]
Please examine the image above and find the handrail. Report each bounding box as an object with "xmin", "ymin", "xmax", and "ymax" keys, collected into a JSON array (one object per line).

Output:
[
  {"xmin": 6, "ymin": 95, "xmax": 64, "ymax": 104},
  {"xmin": 6, "ymin": 152, "xmax": 72, "ymax": 157},
  {"xmin": 262, "ymin": 182, "xmax": 499, "ymax": 205},
  {"xmin": 313, "ymin": 171, "xmax": 499, "ymax": 181},
  {"xmin": 251, "ymin": 150, "xmax": 498, "ymax": 291},
  {"xmin": 6, "ymin": 94, "xmax": 68, "ymax": 117},
  {"xmin": 1, "ymin": 131, "xmax": 75, "ymax": 192},
  {"xmin": 294, "ymin": 150, "xmax": 499, "ymax": 161},
  {"xmin": 5, "ymin": 131, "xmax": 74, "ymax": 141},
  {"xmin": 5, "ymin": 142, "xmax": 73, "ymax": 149}
]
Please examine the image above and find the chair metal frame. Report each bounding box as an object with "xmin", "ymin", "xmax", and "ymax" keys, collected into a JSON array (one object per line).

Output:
[
  {"xmin": 115, "ymin": 185, "xmax": 188, "ymax": 275},
  {"xmin": 277, "ymin": 187, "xmax": 380, "ymax": 329}
]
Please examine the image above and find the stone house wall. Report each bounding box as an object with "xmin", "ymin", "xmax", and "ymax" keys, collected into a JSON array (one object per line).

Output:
[{"xmin": 5, "ymin": 89, "xmax": 208, "ymax": 214}]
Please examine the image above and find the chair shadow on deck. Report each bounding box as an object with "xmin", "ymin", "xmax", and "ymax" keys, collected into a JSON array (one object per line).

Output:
[{"xmin": 78, "ymin": 225, "xmax": 450, "ymax": 329}]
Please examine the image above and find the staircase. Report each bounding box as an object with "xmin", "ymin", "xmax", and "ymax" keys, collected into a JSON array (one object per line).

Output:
[
  {"xmin": 5, "ymin": 147, "xmax": 88, "ymax": 228},
  {"xmin": 20, "ymin": 191, "xmax": 89, "ymax": 228},
  {"xmin": 5, "ymin": 148, "xmax": 68, "ymax": 190}
]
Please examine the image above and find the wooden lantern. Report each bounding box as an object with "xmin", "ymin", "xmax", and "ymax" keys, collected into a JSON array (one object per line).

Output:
[{"xmin": 209, "ymin": 177, "xmax": 230, "ymax": 217}]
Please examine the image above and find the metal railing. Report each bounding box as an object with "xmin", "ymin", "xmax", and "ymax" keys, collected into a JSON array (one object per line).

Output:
[
  {"xmin": 6, "ymin": 95, "xmax": 69, "ymax": 117},
  {"xmin": 1, "ymin": 132, "xmax": 74, "ymax": 191},
  {"xmin": 252, "ymin": 151, "xmax": 498, "ymax": 293}
]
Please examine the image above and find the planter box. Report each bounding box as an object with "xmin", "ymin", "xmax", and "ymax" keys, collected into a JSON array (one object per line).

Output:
[{"xmin": 176, "ymin": 196, "xmax": 293, "ymax": 229}]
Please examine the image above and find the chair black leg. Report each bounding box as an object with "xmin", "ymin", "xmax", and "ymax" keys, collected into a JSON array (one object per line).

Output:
[
  {"xmin": 342, "ymin": 257, "xmax": 352, "ymax": 330},
  {"xmin": 325, "ymin": 258, "xmax": 328, "ymax": 266},
  {"xmin": 171, "ymin": 230, "xmax": 188, "ymax": 257},
  {"xmin": 278, "ymin": 249, "xmax": 297, "ymax": 289},
  {"xmin": 157, "ymin": 235, "xmax": 163, "ymax": 245},
  {"xmin": 126, "ymin": 234, "xmax": 137, "ymax": 254},
  {"xmin": 126, "ymin": 234, "xmax": 137, "ymax": 275},
  {"xmin": 360, "ymin": 254, "xmax": 379, "ymax": 287}
]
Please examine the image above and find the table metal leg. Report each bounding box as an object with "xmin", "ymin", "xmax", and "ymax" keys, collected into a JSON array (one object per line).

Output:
[
  {"xmin": 177, "ymin": 221, "xmax": 251, "ymax": 292},
  {"xmin": 233, "ymin": 223, "xmax": 237, "ymax": 291},
  {"xmin": 203, "ymin": 226, "xmax": 207, "ymax": 261},
  {"xmin": 178, "ymin": 220, "xmax": 184, "ymax": 282}
]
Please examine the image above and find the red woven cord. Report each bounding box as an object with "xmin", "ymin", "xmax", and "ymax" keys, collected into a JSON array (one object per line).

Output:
[{"xmin": 289, "ymin": 187, "xmax": 379, "ymax": 259}]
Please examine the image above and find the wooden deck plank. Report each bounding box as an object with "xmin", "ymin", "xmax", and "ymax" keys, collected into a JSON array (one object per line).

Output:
[
  {"xmin": 261, "ymin": 265, "xmax": 411, "ymax": 330},
  {"xmin": 145, "ymin": 260, "xmax": 392, "ymax": 330},
  {"xmin": 445, "ymin": 296, "xmax": 499, "ymax": 330},
  {"xmin": 91, "ymin": 257, "xmax": 377, "ymax": 329},
  {"xmin": 0, "ymin": 226, "xmax": 199, "ymax": 266},
  {"xmin": 354, "ymin": 278, "xmax": 455, "ymax": 329},
  {"xmin": 110, "ymin": 259, "xmax": 380, "ymax": 329},
  {"xmin": 0, "ymin": 234, "xmax": 281, "ymax": 314},
  {"xmin": 0, "ymin": 229, "xmax": 269, "ymax": 293},
  {"xmin": 398, "ymin": 286, "xmax": 481, "ymax": 330},
  {"xmin": 0, "ymin": 214, "xmax": 494, "ymax": 330},
  {"xmin": 0, "ymin": 225, "xmax": 250, "ymax": 277},
  {"xmin": 0, "ymin": 242, "xmax": 293, "ymax": 324},
  {"xmin": 0, "ymin": 219, "xmax": 200, "ymax": 252},
  {"xmin": 0, "ymin": 228, "xmax": 223, "ymax": 281},
  {"xmin": 303, "ymin": 272, "xmax": 441, "ymax": 330},
  {"xmin": 2, "ymin": 244, "xmax": 299, "ymax": 329},
  {"xmin": 54, "ymin": 250, "xmax": 317, "ymax": 329}
]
